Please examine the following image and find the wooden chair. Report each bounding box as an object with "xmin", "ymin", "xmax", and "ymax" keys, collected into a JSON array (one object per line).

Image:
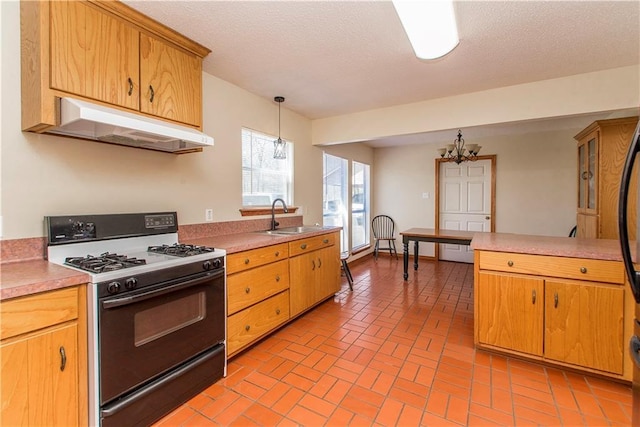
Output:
[{"xmin": 371, "ymin": 215, "xmax": 398, "ymax": 260}]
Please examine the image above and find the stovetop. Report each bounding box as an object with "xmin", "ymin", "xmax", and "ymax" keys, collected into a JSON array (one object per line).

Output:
[{"xmin": 45, "ymin": 213, "xmax": 226, "ymax": 283}]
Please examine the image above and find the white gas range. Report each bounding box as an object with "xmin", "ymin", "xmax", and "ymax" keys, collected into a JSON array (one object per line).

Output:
[{"xmin": 46, "ymin": 212, "xmax": 227, "ymax": 427}]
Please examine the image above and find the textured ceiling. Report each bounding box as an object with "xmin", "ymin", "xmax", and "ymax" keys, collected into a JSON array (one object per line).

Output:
[{"xmin": 122, "ymin": 0, "xmax": 639, "ymax": 144}]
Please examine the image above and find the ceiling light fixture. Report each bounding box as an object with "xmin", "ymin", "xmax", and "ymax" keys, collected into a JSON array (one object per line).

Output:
[
  {"xmin": 392, "ymin": 0, "xmax": 459, "ymax": 60},
  {"xmin": 273, "ymin": 96, "xmax": 287, "ymax": 159},
  {"xmin": 438, "ymin": 130, "xmax": 481, "ymax": 164}
]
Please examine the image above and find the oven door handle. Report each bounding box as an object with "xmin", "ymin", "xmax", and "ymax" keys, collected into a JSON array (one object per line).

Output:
[{"xmin": 102, "ymin": 270, "xmax": 224, "ymax": 310}]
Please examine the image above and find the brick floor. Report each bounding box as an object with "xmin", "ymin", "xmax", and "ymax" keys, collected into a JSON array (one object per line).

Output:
[{"xmin": 154, "ymin": 256, "xmax": 633, "ymax": 426}]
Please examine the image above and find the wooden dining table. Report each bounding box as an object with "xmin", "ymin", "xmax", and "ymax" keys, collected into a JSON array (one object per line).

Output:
[{"xmin": 399, "ymin": 228, "xmax": 476, "ymax": 280}]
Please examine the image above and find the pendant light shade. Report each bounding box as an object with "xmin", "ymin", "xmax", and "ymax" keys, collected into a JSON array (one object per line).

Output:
[{"xmin": 273, "ymin": 96, "xmax": 286, "ymax": 159}]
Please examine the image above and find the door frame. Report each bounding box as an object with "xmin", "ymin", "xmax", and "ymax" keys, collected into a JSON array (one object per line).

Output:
[{"xmin": 434, "ymin": 155, "xmax": 497, "ymax": 260}]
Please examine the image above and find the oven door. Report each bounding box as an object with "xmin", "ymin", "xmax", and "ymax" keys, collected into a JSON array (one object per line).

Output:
[{"xmin": 99, "ymin": 269, "xmax": 225, "ymax": 405}]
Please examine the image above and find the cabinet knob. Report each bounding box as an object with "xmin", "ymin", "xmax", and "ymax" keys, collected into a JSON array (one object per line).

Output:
[
  {"xmin": 275, "ymin": 251, "xmax": 280, "ymax": 257},
  {"xmin": 323, "ymin": 239, "xmax": 329, "ymax": 244},
  {"xmin": 245, "ymin": 287, "xmax": 251, "ymax": 294},
  {"xmin": 301, "ymin": 243, "xmax": 308, "ymax": 250},
  {"xmin": 149, "ymin": 85, "xmax": 155, "ymax": 103},
  {"xmin": 276, "ymin": 308, "xmax": 281, "ymax": 315},
  {"xmin": 275, "ymin": 275, "xmax": 280, "ymax": 282},
  {"xmin": 59, "ymin": 346, "xmax": 67, "ymax": 372},
  {"xmin": 245, "ymin": 325, "xmax": 251, "ymax": 331},
  {"xmin": 127, "ymin": 77, "xmax": 133, "ymax": 96},
  {"xmin": 580, "ymin": 267, "xmax": 587, "ymax": 274},
  {"xmin": 244, "ymin": 258, "xmax": 250, "ymax": 265},
  {"xmin": 532, "ymin": 289, "xmax": 536, "ymax": 304},
  {"xmin": 507, "ymin": 260, "xmax": 514, "ymax": 267}
]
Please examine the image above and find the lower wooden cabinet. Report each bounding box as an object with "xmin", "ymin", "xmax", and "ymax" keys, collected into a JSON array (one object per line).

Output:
[
  {"xmin": 0, "ymin": 286, "xmax": 87, "ymax": 426},
  {"xmin": 225, "ymin": 231, "xmax": 340, "ymax": 357},
  {"xmin": 475, "ymin": 250, "xmax": 629, "ymax": 379}
]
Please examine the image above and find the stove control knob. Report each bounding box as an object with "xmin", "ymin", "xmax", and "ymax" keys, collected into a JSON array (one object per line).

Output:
[
  {"xmin": 125, "ymin": 278, "xmax": 138, "ymax": 290},
  {"xmin": 107, "ymin": 282, "xmax": 121, "ymax": 294},
  {"xmin": 203, "ymin": 261, "xmax": 212, "ymax": 271},
  {"xmin": 212, "ymin": 258, "xmax": 222, "ymax": 269}
]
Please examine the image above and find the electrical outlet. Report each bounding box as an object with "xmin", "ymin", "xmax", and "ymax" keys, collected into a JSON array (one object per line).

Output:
[{"xmin": 205, "ymin": 209, "xmax": 213, "ymax": 222}]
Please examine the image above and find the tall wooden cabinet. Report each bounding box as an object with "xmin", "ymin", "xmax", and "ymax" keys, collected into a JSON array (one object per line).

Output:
[
  {"xmin": 575, "ymin": 117, "xmax": 639, "ymax": 239},
  {"xmin": 0, "ymin": 286, "xmax": 87, "ymax": 426},
  {"xmin": 21, "ymin": 0, "xmax": 209, "ymax": 139}
]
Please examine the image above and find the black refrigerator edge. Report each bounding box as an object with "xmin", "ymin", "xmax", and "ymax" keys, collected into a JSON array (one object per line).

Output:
[{"xmin": 617, "ymin": 119, "xmax": 640, "ymax": 425}]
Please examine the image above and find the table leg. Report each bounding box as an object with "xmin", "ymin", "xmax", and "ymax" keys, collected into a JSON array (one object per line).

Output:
[
  {"xmin": 413, "ymin": 241, "xmax": 419, "ymax": 270},
  {"xmin": 403, "ymin": 241, "xmax": 409, "ymax": 280}
]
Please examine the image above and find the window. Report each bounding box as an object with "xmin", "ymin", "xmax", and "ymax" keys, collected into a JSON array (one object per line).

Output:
[
  {"xmin": 242, "ymin": 128, "xmax": 293, "ymax": 206},
  {"xmin": 323, "ymin": 153, "xmax": 348, "ymax": 253},
  {"xmin": 352, "ymin": 161, "xmax": 370, "ymax": 251}
]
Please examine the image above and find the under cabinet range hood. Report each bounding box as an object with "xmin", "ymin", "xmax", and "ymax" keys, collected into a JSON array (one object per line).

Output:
[{"xmin": 46, "ymin": 98, "xmax": 214, "ymax": 153}]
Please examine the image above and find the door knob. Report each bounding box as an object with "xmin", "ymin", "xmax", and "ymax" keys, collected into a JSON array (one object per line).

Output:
[{"xmin": 485, "ymin": 216, "xmax": 491, "ymax": 220}]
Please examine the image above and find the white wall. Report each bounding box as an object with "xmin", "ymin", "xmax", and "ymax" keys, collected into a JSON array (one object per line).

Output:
[
  {"xmin": 373, "ymin": 129, "xmax": 577, "ymax": 256},
  {"xmin": 0, "ymin": 1, "xmax": 321, "ymax": 239}
]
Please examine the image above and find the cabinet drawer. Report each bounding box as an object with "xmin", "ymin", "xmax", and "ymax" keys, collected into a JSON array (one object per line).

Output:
[
  {"xmin": 478, "ymin": 252, "xmax": 624, "ymax": 284},
  {"xmin": 0, "ymin": 287, "xmax": 79, "ymax": 340},
  {"xmin": 289, "ymin": 233, "xmax": 335, "ymax": 257},
  {"xmin": 227, "ymin": 243, "xmax": 289, "ymax": 274},
  {"xmin": 227, "ymin": 290, "xmax": 290, "ymax": 355},
  {"xmin": 227, "ymin": 260, "xmax": 290, "ymax": 315}
]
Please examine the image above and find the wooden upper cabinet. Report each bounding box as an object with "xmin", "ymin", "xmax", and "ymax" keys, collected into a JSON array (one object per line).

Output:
[
  {"xmin": 140, "ymin": 34, "xmax": 202, "ymax": 127},
  {"xmin": 21, "ymin": 0, "xmax": 210, "ymax": 132},
  {"xmin": 50, "ymin": 1, "xmax": 140, "ymax": 110}
]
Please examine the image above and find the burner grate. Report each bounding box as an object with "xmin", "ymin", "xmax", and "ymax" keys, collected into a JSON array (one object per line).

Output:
[
  {"xmin": 65, "ymin": 252, "xmax": 146, "ymax": 273},
  {"xmin": 147, "ymin": 244, "xmax": 215, "ymax": 257}
]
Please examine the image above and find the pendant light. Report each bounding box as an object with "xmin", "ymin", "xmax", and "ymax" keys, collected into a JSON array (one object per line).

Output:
[{"xmin": 273, "ymin": 96, "xmax": 286, "ymax": 159}]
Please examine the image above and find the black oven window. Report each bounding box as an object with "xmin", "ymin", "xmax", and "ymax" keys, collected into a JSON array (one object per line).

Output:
[{"xmin": 134, "ymin": 291, "xmax": 206, "ymax": 347}]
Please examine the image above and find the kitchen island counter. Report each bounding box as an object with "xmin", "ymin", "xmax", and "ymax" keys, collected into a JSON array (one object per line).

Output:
[
  {"xmin": 0, "ymin": 259, "xmax": 89, "ymax": 300},
  {"xmin": 471, "ymin": 232, "xmax": 626, "ymax": 261}
]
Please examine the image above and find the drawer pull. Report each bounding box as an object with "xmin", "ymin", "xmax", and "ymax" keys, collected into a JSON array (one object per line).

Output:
[
  {"xmin": 301, "ymin": 243, "xmax": 308, "ymax": 250},
  {"xmin": 323, "ymin": 239, "xmax": 329, "ymax": 244},
  {"xmin": 59, "ymin": 346, "xmax": 67, "ymax": 372},
  {"xmin": 554, "ymin": 292, "xmax": 559, "ymax": 308},
  {"xmin": 127, "ymin": 77, "xmax": 133, "ymax": 96},
  {"xmin": 507, "ymin": 260, "xmax": 514, "ymax": 267},
  {"xmin": 245, "ymin": 287, "xmax": 251, "ymax": 294},
  {"xmin": 276, "ymin": 308, "xmax": 281, "ymax": 315},
  {"xmin": 580, "ymin": 267, "xmax": 587, "ymax": 274},
  {"xmin": 245, "ymin": 325, "xmax": 250, "ymax": 331},
  {"xmin": 244, "ymin": 258, "xmax": 250, "ymax": 265},
  {"xmin": 532, "ymin": 289, "xmax": 536, "ymax": 304},
  {"xmin": 275, "ymin": 251, "xmax": 280, "ymax": 257},
  {"xmin": 275, "ymin": 275, "xmax": 280, "ymax": 282}
]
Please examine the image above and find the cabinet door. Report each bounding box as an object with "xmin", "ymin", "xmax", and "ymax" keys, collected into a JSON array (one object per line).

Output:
[
  {"xmin": 477, "ymin": 272, "xmax": 544, "ymax": 356},
  {"xmin": 140, "ymin": 34, "xmax": 202, "ymax": 127},
  {"xmin": 1, "ymin": 339, "xmax": 29, "ymax": 425},
  {"xmin": 576, "ymin": 213, "xmax": 598, "ymax": 239},
  {"xmin": 289, "ymin": 251, "xmax": 319, "ymax": 317},
  {"xmin": 1, "ymin": 323, "xmax": 78, "ymax": 427},
  {"xmin": 50, "ymin": 1, "xmax": 139, "ymax": 110},
  {"xmin": 315, "ymin": 245, "xmax": 340, "ymax": 302},
  {"xmin": 545, "ymin": 280, "xmax": 624, "ymax": 374},
  {"xmin": 576, "ymin": 131, "xmax": 598, "ymax": 215}
]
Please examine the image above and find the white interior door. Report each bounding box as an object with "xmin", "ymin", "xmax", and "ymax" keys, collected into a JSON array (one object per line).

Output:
[{"xmin": 439, "ymin": 159, "xmax": 492, "ymax": 262}]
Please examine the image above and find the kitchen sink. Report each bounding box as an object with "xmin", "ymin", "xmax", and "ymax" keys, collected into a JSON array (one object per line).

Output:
[{"xmin": 257, "ymin": 226, "xmax": 326, "ymax": 235}]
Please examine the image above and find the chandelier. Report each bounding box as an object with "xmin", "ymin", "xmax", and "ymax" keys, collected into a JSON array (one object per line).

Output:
[
  {"xmin": 273, "ymin": 96, "xmax": 287, "ymax": 159},
  {"xmin": 437, "ymin": 130, "xmax": 481, "ymax": 164}
]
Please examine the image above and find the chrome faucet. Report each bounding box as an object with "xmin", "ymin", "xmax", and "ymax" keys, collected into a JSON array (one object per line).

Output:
[{"xmin": 270, "ymin": 198, "xmax": 288, "ymax": 231}]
